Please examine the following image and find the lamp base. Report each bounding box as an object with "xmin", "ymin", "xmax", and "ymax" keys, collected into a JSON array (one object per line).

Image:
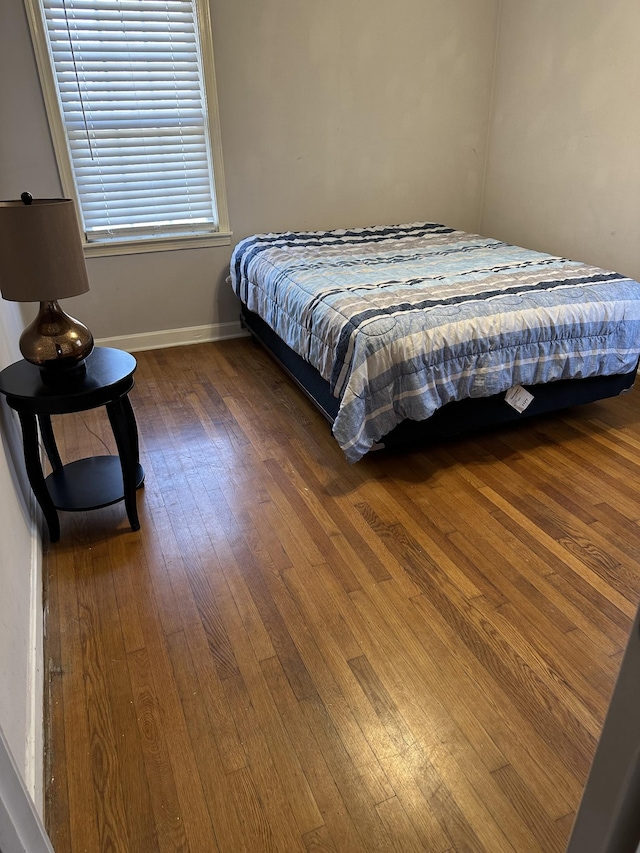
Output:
[
  {"xmin": 39, "ymin": 359, "xmax": 88, "ymax": 386},
  {"xmin": 20, "ymin": 300, "xmax": 94, "ymax": 383}
]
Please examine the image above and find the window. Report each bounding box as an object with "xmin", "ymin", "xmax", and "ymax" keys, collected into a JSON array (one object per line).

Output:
[{"xmin": 24, "ymin": 0, "xmax": 230, "ymax": 256}]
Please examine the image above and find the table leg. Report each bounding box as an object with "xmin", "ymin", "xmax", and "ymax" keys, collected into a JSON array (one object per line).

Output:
[
  {"xmin": 120, "ymin": 394, "xmax": 140, "ymax": 465},
  {"xmin": 106, "ymin": 396, "xmax": 141, "ymax": 532},
  {"xmin": 38, "ymin": 414, "xmax": 63, "ymax": 471},
  {"xmin": 18, "ymin": 411, "xmax": 60, "ymax": 543}
]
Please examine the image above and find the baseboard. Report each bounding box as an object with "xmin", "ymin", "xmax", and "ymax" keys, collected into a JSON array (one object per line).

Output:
[
  {"xmin": 26, "ymin": 506, "xmax": 44, "ymax": 817},
  {"xmin": 95, "ymin": 320, "xmax": 248, "ymax": 353}
]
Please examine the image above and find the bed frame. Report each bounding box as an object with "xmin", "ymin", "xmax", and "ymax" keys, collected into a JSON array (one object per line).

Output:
[{"xmin": 241, "ymin": 305, "xmax": 638, "ymax": 452}]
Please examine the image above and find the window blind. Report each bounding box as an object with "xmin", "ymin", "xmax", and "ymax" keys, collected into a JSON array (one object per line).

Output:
[{"xmin": 42, "ymin": 0, "xmax": 219, "ymax": 242}]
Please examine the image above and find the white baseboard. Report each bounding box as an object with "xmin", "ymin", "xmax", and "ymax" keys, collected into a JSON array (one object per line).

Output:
[
  {"xmin": 26, "ymin": 508, "xmax": 44, "ymax": 817},
  {"xmin": 0, "ymin": 723, "xmax": 53, "ymax": 852},
  {"xmin": 95, "ymin": 320, "xmax": 248, "ymax": 353}
]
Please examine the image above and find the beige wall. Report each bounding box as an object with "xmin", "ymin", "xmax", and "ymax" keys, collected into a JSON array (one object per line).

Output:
[
  {"xmin": 213, "ymin": 0, "xmax": 499, "ymax": 237},
  {"xmin": 0, "ymin": 299, "xmax": 42, "ymax": 808},
  {"xmin": 3, "ymin": 0, "xmax": 639, "ymax": 816},
  {"xmin": 481, "ymin": 0, "xmax": 640, "ymax": 282},
  {"xmin": 3, "ymin": 0, "xmax": 640, "ymax": 339},
  {"xmin": 1, "ymin": 0, "xmax": 499, "ymax": 339}
]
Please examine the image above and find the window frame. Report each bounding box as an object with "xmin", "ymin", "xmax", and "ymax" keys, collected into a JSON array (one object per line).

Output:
[{"xmin": 23, "ymin": 0, "xmax": 231, "ymax": 257}]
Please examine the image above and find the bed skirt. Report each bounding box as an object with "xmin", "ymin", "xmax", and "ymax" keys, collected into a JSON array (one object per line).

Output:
[{"xmin": 241, "ymin": 305, "xmax": 638, "ymax": 452}]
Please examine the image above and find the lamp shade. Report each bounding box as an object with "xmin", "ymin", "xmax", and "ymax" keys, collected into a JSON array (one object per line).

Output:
[{"xmin": 0, "ymin": 198, "xmax": 89, "ymax": 302}]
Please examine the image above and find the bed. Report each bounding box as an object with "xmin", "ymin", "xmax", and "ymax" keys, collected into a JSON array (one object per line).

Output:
[{"xmin": 230, "ymin": 222, "xmax": 640, "ymax": 462}]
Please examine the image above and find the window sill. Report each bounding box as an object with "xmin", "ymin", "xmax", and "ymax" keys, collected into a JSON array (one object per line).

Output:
[{"xmin": 83, "ymin": 230, "xmax": 233, "ymax": 258}]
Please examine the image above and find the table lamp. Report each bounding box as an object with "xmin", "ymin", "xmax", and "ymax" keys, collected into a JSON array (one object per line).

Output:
[{"xmin": 0, "ymin": 192, "xmax": 94, "ymax": 383}]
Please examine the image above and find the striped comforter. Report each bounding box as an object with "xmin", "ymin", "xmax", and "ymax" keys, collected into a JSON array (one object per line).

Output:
[{"xmin": 230, "ymin": 223, "xmax": 640, "ymax": 462}]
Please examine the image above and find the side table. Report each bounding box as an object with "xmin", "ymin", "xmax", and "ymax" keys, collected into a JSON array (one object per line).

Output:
[{"xmin": 0, "ymin": 346, "xmax": 144, "ymax": 542}]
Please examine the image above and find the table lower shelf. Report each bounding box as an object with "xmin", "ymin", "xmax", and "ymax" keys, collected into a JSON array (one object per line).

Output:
[{"xmin": 46, "ymin": 455, "xmax": 145, "ymax": 511}]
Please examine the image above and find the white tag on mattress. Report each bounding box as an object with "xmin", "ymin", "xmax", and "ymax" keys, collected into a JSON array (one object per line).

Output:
[{"xmin": 505, "ymin": 385, "xmax": 534, "ymax": 413}]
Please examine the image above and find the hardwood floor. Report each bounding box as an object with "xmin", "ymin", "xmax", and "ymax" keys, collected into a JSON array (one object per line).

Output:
[{"xmin": 44, "ymin": 339, "xmax": 640, "ymax": 852}]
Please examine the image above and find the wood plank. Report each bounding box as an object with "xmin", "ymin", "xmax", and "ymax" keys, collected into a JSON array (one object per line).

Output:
[
  {"xmin": 281, "ymin": 565, "xmax": 404, "ymax": 765},
  {"xmin": 221, "ymin": 673, "xmax": 307, "ymax": 851},
  {"xmin": 260, "ymin": 655, "xmax": 370, "ymax": 853},
  {"xmin": 84, "ymin": 542, "xmax": 157, "ymax": 851},
  {"xmin": 62, "ymin": 522, "xmax": 127, "ymax": 850},
  {"xmin": 375, "ymin": 795, "xmax": 429, "ymax": 853},
  {"xmin": 42, "ymin": 340, "xmax": 640, "ymax": 853},
  {"xmin": 165, "ymin": 630, "xmax": 246, "ymax": 851},
  {"xmin": 491, "ymin": 763, "xmax": 571, "ymax": 851},
  {"xmin": 42, "ymin": 545, "xmax": 72, "ymax": 853},
  {"xmin": 127, "ymin": 647, "xmax": 191, "ymax": 852},
  {"xmin": 299, "ymin": 693, "xmax": 394, "ymax": 853},
  {"xmin": 349, "ymin": 581, "xmax": 581, "ymax": 817},
  {"xmin": 302, "ymin": 824, "xmax": 337, "ymax": 852},
  {"xmin": 215, "ymin": 588, "xmax": 324, "ymax": 836},
  {"xmin": 378, "ymin": 750, "xmax": 455, "ymax": 852}
]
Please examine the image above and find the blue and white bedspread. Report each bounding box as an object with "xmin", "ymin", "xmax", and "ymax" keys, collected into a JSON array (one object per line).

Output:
[{"xmin": 230, "ymin": 222, "xmax": 640, "ymax": 462}]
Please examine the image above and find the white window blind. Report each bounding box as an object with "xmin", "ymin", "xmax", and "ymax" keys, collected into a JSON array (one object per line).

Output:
[{"xmin": 38, "ymin": 0, "xmax": 222, "ymax": 244}]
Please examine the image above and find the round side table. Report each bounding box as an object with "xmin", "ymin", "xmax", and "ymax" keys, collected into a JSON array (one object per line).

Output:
[{"xmin": 0, "ymin": 346, "xmax": 144, "ymax": 542}]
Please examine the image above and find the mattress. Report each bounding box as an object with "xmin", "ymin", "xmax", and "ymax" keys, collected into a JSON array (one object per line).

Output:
[{"xmin": 231, "ymin": 223, "xmax": 640, "ymax": 462}]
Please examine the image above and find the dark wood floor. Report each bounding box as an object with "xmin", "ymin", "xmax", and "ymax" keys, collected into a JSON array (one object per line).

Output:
[{"xmin": 44, "ymin": 339, "xmax": 640, "ymax": 852}]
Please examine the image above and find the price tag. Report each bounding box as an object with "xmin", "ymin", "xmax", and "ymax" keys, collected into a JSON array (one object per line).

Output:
[{"xmin": 505, "ymin": 385, "xmax": 534, "ymax": 413}]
